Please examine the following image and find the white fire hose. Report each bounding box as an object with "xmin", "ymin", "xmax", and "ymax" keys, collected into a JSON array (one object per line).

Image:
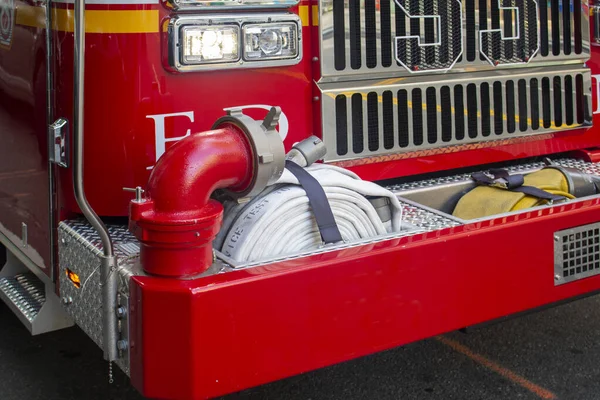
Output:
[{"xmin": 214, "ymin": 137, "xmax": 406, "ymax": 263}]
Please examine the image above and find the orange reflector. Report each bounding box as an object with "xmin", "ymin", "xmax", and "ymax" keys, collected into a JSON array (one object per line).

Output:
[{"xmin": 66, "ymin": 268, "xmax": 81, "ymax": 289}]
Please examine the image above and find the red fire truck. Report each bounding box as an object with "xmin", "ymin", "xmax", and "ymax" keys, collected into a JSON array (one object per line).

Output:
[{"xmin": 1, "ymin": 0, "xmax": 600, "ymax": 397}]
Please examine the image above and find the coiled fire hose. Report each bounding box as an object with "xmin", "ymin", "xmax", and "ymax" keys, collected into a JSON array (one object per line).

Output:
[{"xmin": 214, "ymin": 137, "xmax": 407, "ymax": 263}]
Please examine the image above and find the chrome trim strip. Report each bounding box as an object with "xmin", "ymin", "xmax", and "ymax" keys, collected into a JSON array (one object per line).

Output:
[
  {"xmin": 594, "ymin": 6, "xmax": 600, "ymax": 45},
  {"xmin": 53, "ymin": 0, "xmax": 159, "ymax": 3},
  {"xmin": 45, "ymin": 0, "xmax": 57, "ymax": 280},
  {"xmin": 164, "ymin": 0, "xmax": 299, "ymax": 11}
]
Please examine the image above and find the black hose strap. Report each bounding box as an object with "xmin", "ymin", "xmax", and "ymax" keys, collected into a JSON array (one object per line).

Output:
[{"xmin": 285, "ymin": 161, "xmax": 343, "ymax": 244}]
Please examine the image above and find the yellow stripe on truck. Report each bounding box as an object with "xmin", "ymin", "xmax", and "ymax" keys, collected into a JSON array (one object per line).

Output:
[
  {"xmin": 54, "ymin": 9, "xmax": 159, "ymax": 33},
  {"xmin": 15, "ymin": 4, "xmax": 46, "ymax": 28},
  {"xmin": 299, "ymin": 5, "xmax": 309, "ymax": 27},
  {"xmin": 16, "ymin": 5, "xmax": 159, "ymax": 33}
]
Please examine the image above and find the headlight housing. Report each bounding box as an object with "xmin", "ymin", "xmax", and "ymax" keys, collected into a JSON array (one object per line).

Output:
[
  {"xmin": 243, "ymin": 23, "xmax": 299, "ymax": 61},
  {"xmin": 182, "ymin": 26, "xmax": 240, "ymax": 64},
  {"xmin": 167, "ymin": 15, "xmax": 302, "ymax": 72}
]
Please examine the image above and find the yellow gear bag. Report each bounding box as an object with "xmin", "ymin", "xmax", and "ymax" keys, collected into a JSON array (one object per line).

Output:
[{"xmin": 453, "ymin": 168, "xmax": 573, "ymax": 220}]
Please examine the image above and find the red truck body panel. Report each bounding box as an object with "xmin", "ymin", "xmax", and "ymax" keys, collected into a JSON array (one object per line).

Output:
[
  {"xmin": 44, "ymin": 2, "xmax": 600, "ymax": 217},
  {"xmin": 131, "ymin": 198, "xmax": 600, "ymax": 399},
  {"xmin": 2, "ymin": 0, "xmax": 600, "ymax": 399}
]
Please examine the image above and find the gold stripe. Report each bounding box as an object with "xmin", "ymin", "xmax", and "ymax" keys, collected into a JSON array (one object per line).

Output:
[
  {"xmin": 312, "ymin": 5, "xmax": 319, "ymax": 26},
  {"xmin": 15, "ymin": 4, "xmax": 45, "ymax": 28},
  {"xmin": 376, "ymin": 77, "xmax": 405, "ymax": 86},
  {"xmin": 299, "ymin": 5, "xmax": 309, "ymax": 27},
  {"xmin": 16, "ymin": 5, "xmax": 158, "ymax": 33},
  {"xmin": 54, "ymin": 9, "xmax": 159, "ymax": 33}
]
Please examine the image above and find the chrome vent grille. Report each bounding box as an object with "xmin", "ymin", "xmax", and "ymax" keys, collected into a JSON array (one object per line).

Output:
[
  {"xmin": 475, "ymin": 0, "xmax": 539, "ymax": 64},
  {"xmin": 320, "ymin": 0, "xmax": 589, "ymax": 78},
  {"xmin": 393, "ymin": 0, "xmax": 463, "ymax": 72},
  {"xmin": 554, "ymin": 222, "xmax": 600, "ymax": 285},
  {"xmin": 320, "ymin": 67, "xmax": 592, "ymax": 161}
]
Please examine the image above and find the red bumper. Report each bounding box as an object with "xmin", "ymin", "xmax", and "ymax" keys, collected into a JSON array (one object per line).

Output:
[{"xmin": 129, "ymin": 198, "xmax": 600, "ymax": 400}]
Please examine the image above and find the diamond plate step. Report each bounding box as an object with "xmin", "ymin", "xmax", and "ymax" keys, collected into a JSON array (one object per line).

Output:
[
  {"xmin": 0, "ymin": 253, "xmax": 73, "ymax": 335},
  {"xmin": 0, "ymin": 273, "xmax": 45, "ymax": 327}
]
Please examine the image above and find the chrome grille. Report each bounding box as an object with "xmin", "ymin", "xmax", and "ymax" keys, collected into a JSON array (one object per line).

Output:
[
  {"xmin": 320, "ymin": 0, "xmax": 589, "ymax": 78},
  {"xmin": 320, "ymin": 66, "xmax": 592, "ymax": 161},
  {"xmin": 554, "ymin": 222, "xmax": 600, "ymax": 285},
  {"xmin": 393, "ymin": 0, "xmax": 463, "ymax": 72},
  {"xmin": 477, "ymin": 0, "xmax": 539, "ymax": 65}
]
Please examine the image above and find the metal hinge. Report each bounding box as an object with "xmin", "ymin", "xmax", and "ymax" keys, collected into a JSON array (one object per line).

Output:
[{"xmin": 49, "ymin": 118, "xmax": 69, "ymax": 168}]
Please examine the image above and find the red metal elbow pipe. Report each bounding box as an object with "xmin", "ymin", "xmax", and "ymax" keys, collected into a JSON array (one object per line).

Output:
[
  {"xmin": 129, "ymin": 124, "xmax": 254, "ymax": 277},
  {"xmin": 145, "ymin": 124, "xmax": 254, "ymax": 217}
]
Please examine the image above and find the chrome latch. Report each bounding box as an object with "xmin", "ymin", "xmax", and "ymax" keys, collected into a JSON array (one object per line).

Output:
[
  {"xmin": 123, "ymin": 186, "xmax": 146, "ymax": 202},
  {"xmin": 49, "ymin": 118, "xmax": 69, "ymax": 168}
]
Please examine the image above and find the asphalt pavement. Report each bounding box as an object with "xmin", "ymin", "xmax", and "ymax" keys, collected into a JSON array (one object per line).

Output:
[{"xmin": 1, "ymin": 294, "xmax": 600, "ymax": 400}]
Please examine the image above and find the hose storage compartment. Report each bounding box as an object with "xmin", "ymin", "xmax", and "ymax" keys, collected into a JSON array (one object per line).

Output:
[
  {"xmin": 129, "ymin": 108, "xmax": 414, "ymax": 273},
  {"xmin": 129, "ymin": 103, "xmax": 600, "ymax": 272},
  {"xmin": 215, "ymin": 162, "xmax": 408, "ymax": 263}
]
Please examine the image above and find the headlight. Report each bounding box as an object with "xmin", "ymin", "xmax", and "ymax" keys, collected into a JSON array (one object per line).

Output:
[
  {"xmin": 167, "ymin": 15, "xmax": 302, "ymax": 72},
  {"xmin": 182, "ymin": 26, "xmax": 240, "ymax": 64},
  {"xmin": 243, "ymin": 24, "xmax": 299, "ymax": 61}
]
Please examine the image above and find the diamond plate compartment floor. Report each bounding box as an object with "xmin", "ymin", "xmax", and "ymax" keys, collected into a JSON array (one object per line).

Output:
[{"xmin": 58, "ymin": 202, "xmax": 461, "ymax": 273}]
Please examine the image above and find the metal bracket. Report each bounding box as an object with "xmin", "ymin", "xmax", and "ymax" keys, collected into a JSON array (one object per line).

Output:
[
  {"xmin": 116, "ymin": 292, "xmax": 130, "ymax": 374},
  {"xmin": 21, "ymin": 223, "xmax": 27, "ymax": 248},
  {"xmin": 49, "ymin": 118, "xmax": 69, "ymax": 168},
  {"xmin": 594, "ymin": 6, "xmax": 600, "ymax": 45}
]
